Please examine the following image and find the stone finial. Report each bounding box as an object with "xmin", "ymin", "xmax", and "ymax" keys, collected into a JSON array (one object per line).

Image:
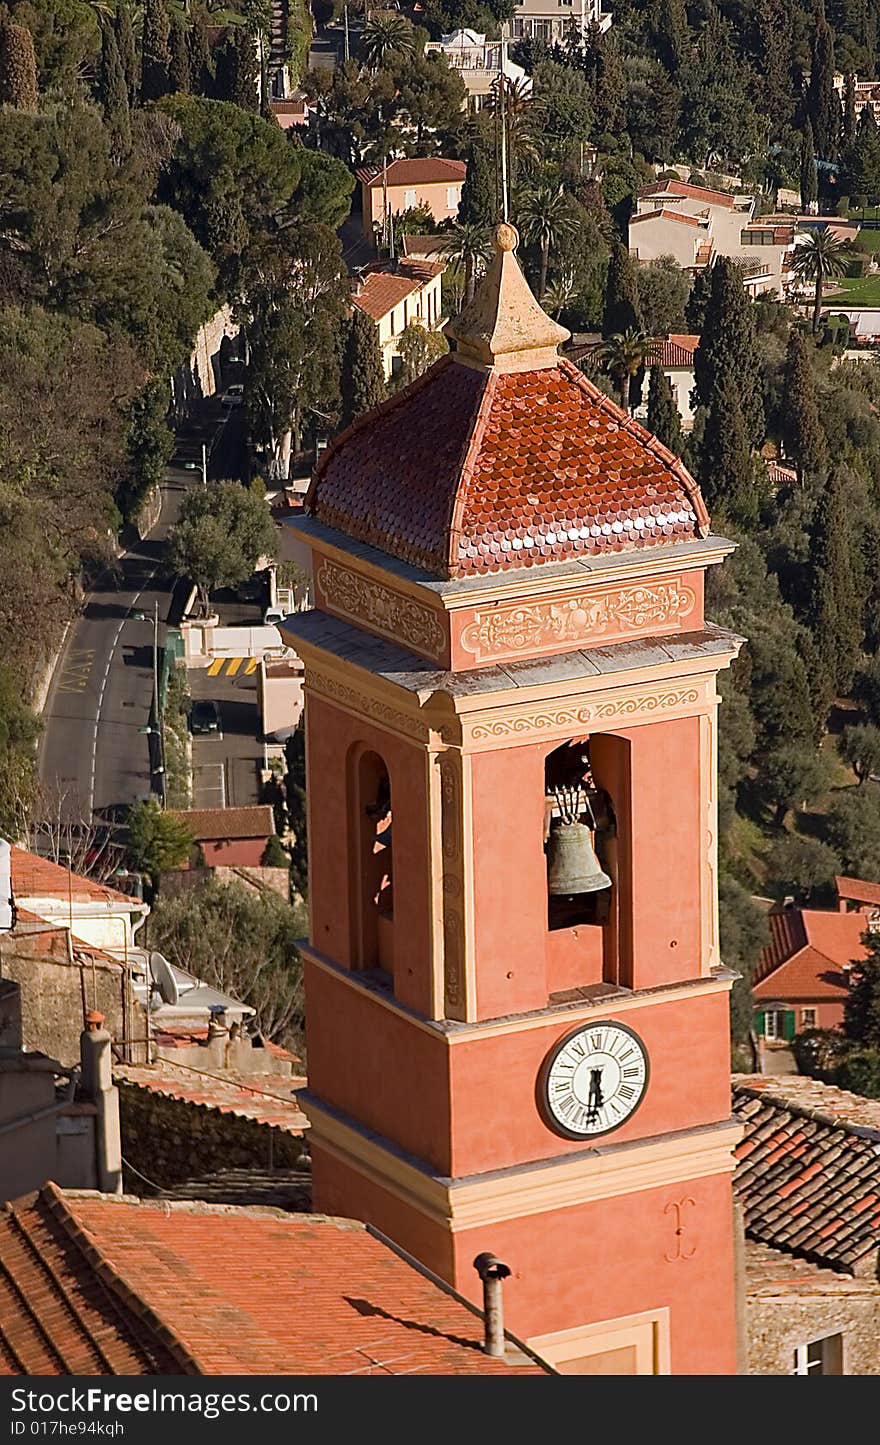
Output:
[{"xmin": 444, "ymin": 222, "xmax": 570, "ymax": 374}]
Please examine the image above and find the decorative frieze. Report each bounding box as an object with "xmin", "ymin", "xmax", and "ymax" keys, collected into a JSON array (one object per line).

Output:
[
  {"xmin": 316, "ymin": 559, "xmax": 446, "ymax": 661},
  {"xmin": 307, "ymin": 672, "xmax": 427, "ymax": 742},
  {"xmin": 467, "ymin": 686, "xmax": 704, "ymax": 744},
  {"xmin": 459, "ymin": 580, "xmax": 697, "ymax": 663}
]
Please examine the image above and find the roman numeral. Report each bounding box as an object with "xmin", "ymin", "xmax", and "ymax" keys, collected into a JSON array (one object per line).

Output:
[
  {"xmin": 618, "ymin": 1083, "xmax": 636, "ymax": 1101},
  {"xmin": 590, "ymin": 1032, "xmax": 604, "ymax": 1052},
  {"xmin": 619, "ymin": 1047, "xmax": 634, "ymax": 1062},
  {"xmin": 623, "ymin": 1066, "xmax": 641, "ymax": 1079}
]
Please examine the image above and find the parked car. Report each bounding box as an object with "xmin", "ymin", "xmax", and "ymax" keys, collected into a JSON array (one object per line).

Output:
[
  {"xmin": 221, "ymin": 383, "xmax": 244, "ymax": 408},
  {"xmin": 189, "ymin": 700, "xmax": 221, "ymax": 735}
]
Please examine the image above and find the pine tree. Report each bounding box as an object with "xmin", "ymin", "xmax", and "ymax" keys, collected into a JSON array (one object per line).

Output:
[
  {"xmin": 458, "ymin": 131, "xmax": 496, "ymax": 227},
  {"xmin": 807, "ymin": 11, "xmax": 839, "ymax": 159},
  {"xmin": 781, "ymin": 328, "xmax": 826, "ymax": 484},
  {"xmin": 340, "ymin": 309, "xmax": 386, "ymax": 430},
  {"xmin": 603, "ymin": 242, "xmax": 643, "ymax": 337},
  {"xmin": 0, "ymin": 21, "xmax": 38, "ymax": 111},
  {"xmin": 99, "ymin": 24, "xmax": 131, "ymax": 155},
  {"xmin": 169, "ymin": 13, "xmax": 192, "ymax": 95},
  {"xmin": 141, "ymin": 0, "xmax": 172, "ymax": 103},
  {"xmin": 800, "ymin": 120, "xmax": 818, "ymax": 210},
  {"xmin": 646, "ymin": 365, "xmax": 682, "ymax": 455},
  {"xmin": 693, "ymin": 257, "xmax": 764, "ymax": 446},
  {"xmin": 811, "ymin": 467, "xmax": 863, "ymax": 706},
  {"xmin": 700, "ymin": 380, "xmax": 757, "ymax": 526},
  {"xmin": 114, "ymin": 2, "xmax": 138, "ymax": 105}
]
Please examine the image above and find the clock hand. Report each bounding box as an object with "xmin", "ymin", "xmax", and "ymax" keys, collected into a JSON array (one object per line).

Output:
[{"xmin": 587, "ymin": 1066, "xmax": 604, "ymax": 1118}]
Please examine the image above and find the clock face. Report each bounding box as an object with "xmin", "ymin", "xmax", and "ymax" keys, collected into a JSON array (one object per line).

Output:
[{"xmin": 539, "ymin": 1021, "xmax": 649, "ymax": 1140}]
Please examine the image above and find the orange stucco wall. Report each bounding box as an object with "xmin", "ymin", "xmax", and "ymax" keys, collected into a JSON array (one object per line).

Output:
[
  {"xmin": 200, "ymin": 838, "xmax": 268, "ymax": 867},
  {"xmin": 361, "ymin": 178, "xmax": 463, "ymax": 238},
  {"xmin": 310, "ymin": 1143, "xmax": 738, "ymax": 1375}
]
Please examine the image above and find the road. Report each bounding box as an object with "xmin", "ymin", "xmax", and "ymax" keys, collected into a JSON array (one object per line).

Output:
[{"xmin": 38, "ymin": 399, "xmax": 241, "ymax": 823}]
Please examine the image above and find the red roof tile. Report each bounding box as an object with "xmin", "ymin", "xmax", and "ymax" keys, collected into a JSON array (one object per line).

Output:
[
  {"xmin": 10, "ymin": 848, "xmax": 136, "ymax": 906},
  {"xmin": 351, "ymin": 260, "xmax": 442, "ymax": 323},
  {"xmin": 114, "ymin": 1061, "xmax": 309, "ymax": 1135},
  {"xmin": 639, "ymin": 180, "xmax": 737, "ymax": 209},
  {"xmin": 630, "ymin": 207, "xmax": 706, "ymax": 228},
  {"xmin": 0, "ymin": 1187, "xmax": 545, "ymax": 1375},
  {"xmin": 356, "ymin": 157, "xmax": 466, "ymax": 189},
  {"xmin": 646, "ymin": 334, "xmax": 699, "ymax": 367},
  {"xmin": 754, "ymin": 908, "xmax": 869, "ymax": 1000},
  {"xmin": 836, "ymin": 874, "xmax": 880, "ymax": 907},
  {"xmin": 308, "ymin": 355, "xmax": 708, "ymax": 579},
  {"xmin": 166, "ymin": 805, "xmax": 275, "ymax": 842}
]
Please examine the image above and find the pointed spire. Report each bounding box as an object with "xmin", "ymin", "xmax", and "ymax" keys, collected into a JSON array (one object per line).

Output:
[{"xmin": 444, "ymin": 221, "xmax": 570, "ymax": 374}]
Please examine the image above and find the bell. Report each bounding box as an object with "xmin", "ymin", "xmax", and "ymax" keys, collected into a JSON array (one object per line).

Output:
[{"xmin": 547, "ymin": 822, "xmax": 612, "ymax": 895}]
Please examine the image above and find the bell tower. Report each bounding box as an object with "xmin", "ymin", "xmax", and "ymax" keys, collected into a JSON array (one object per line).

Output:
[{"xmin": 283, "ymin": 224, "xmax": 744, "ymax": 1375}]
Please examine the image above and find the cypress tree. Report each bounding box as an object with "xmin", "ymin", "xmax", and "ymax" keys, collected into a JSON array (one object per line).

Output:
[
  {"xmin": 646, "ymin": 365, "xmax": 683, "ymax": 455},
  {"xmin": 340, "ymin": 309, "xmax": 386, "ymax": 430},
  {"xmin": 654, "ymin": 0, "xmax": 687, "ymax": 74},
  {"xmin": 807, "ymin": 10, "xmax": 839, "ymax": 159},
  {"xmin": 700, "ymin": 380, "xmax": 757, "ymax": 527},
  {"xmin": 800, "ymin": 120, "xmax": 818, "ymax": 210},
  {"xmin": 458, "ymin": 131, "xmax": 496, "ymax": 227},
  {"xmin": 231, "ymin": 31, "xmax": 259, "ymax": 112},
  {"xmin": 781, "ymin": 329, "xmax": 826, "ymax": 484},
  {"xmin": 603, "ymin": 242, "xmax": 643, "ymax": 337},
  {"xmin": 169, "ymin": 13, "xmax": 192, "ymax": 95},
  {"xmin": 685, "ymin": 267, "xmax": 711, "ymax": 331},
  {"xmin": 693, "ymin": 257, "xmax": 764, "ymax": 446},
  {"xmin": 843, "ymin": 71, "xmax": 856, "ymax": 145},
  {"xmin": 114, "ymin": 2, "xmax": 137, "ymax": 105},
  {"xmin": 0, "ymin": 21, "xmax": 38, "ymax": 111},
  {"xmin": 99, "ymin": 24, "xmax": 131, "ymax": 155},
  {"xmin": 188, "ymin": 5, "xmax": 214, "ymax": 97},
  {"xmin": 811, "ymin": 467, "xmax": 863, "ymax": 705},
  {"xmin": 141, "ymin": 0, "xmax": 172, "ymax": 103}
]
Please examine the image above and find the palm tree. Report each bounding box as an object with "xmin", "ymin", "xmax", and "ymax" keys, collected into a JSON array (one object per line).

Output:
[
  {"xmin": 789, "ymin": 228, "xmax": 856, "ymax": 333},
  {"xmin": 360, "ymin": 13, "xmax": 414, "ymax": 70},
  {"xmin": 594, "ymin": 330, "xmax": 652, "ymax": 412},
  {"xmin": 489, "ymin": 74, "xmax": 535, "ymax": 201},
  {"xmin": 441, "ymin": 223, "xmax": 493, "ymax": 304},
  {"xmin": 542, "ymin": 268, "xmax": 577, "ymax": 320},
  {"xmin": 517, "ymin": 185, "xmax": 578, "ymax": 300}
]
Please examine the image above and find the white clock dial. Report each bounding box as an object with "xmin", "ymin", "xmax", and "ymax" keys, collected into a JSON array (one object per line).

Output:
[{"xmin": 540, "ymin": 1021, "xmax": 649, "ymax": 1139}]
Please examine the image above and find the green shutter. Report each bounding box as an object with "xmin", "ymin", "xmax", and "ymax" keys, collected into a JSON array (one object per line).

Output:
[
  {"xmin": 783, "ymin": 1010, "xmax": 796, "ymax": 1042},
  {"xmin": 755, "ymin": 1010, "xmax": 765, "ymax": 1036}
]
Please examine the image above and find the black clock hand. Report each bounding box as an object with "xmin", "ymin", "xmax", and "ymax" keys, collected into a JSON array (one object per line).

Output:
[{"xmin": 587, "ymin": 1067, "xmax": 604, "ymax": 1118}]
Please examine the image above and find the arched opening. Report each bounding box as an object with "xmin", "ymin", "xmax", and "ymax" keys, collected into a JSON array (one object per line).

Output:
[{"xmin": 350, "ymin": 748, "xmax": 395, "ymax": 979}]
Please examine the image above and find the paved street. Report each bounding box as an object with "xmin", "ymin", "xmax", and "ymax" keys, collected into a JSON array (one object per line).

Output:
[{"xmin": 38, "ymin": 399, "xmax": 242, "ymax": 823}]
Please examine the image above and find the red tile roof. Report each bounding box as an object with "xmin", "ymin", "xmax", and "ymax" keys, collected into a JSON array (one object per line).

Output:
[
  {"xmin": 639, "ymin": 180, "xmax": 737, "ymax": 209},
  {"xmin": 630, "ymin": 207, "xmax": 706, "ymax": 228},
  {"xmin": 10, "ymin": 848, "xmax": 135, "ymax": 906},
  {"xmin": 754, "ymin": 908, "xmax": 869, "ymax": 1000},
  {"xmin": 356, "ymin": 157, "xmax": 466, "ymax": 189},
  {"xmin": 647, "ymin": 334, "xmax": 699, "ymax": 367},
  {"xmin": 308, "ymin": 355, "xmax": 708, "ymax": 579},
  {"xmin": 836, "ymin": 874, "xmax": 880, "ymax": 907},
  {"xmin": 166, "ymin": 805, "xmax": 275, "ymax": 842},
  {"xmin": 766, "ymin": 460, "xmax": 797, "ymax": 485},
  {"xmin": 351, "ymin": 260, "xmax": 443, "ymax": 323},
  {"xmin": 733, "ymin": 1076, "xmax": 880, "ymax": 1274},
  {"xmin": 114, "ymin": 1061, "xmax": 309, "ymax": 1135},
  {"xmin": 0, "ymin": 1186, "xmax": 545, "ymax": 1375}
]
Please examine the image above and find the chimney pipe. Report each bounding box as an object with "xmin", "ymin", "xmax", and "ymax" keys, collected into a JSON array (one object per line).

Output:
[
  {"xmin": 80, "ymin": 1013, "xmax": 122, "ymax": 1195},
  {"xmin": 473, "ymin": 1252, "xmax": 511, "ymax": 1357}
]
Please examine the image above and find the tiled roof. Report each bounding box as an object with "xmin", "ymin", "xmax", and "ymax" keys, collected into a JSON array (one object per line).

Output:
[
  {"xmin": 767, "ymin": 460, "xmax": 797, "ymax": 485},
  {"xmin": 356, "ymin": 157, "xmax": 466, "ymax": 189},
  {"xmin": 0, "ymin": 1187, "xmax": 545, "ymax": 1375},
  {"xmin": 401, "ymin": 234, "xmax": 448, "ymax": 258},
  {"xmin": 745, "ymin": 1239, "xmax": 880, "ymax": 1298},
  {"xmin": 308, "ymin": 354, "xmax": 708, "ymax": 579},
  {"xmin": 733, "ymin": 1076, "xmax": 880, "ymax": 1275},
  {"xmin": 630, "ymin": 207, "xmax": 706, "ymax": 228},
  {"xmin": 351, "ymin": 260, "xmax": 442, "ymax": 323},
  {"xmin": 160, "ymin": 1168, "xmax": 312, "ymax": 1212},
  {"xmin": 114, "ymin": 1061, "xmax": 309, "ymax": 1135},
  {"xmin": 836, "ymin": 874, "xmax": 880, "ymax": 907},
  {"xmin": 647, "ymin": 333, "xmax": 699, "ymax": 367},
  {"xmin": 754, "ymin": 908, "xmax": 869, "ymax": 998},
  {"xmin": 166, "ymin": 805, "xmax": 275, "ymax": 842},
  {"xmin": 639, "ymin": 180, "xmax": 737, "ymax": 208},
  {"xmin": 10, "ymin": 848, "xmax": 135, "ymax": 906}
]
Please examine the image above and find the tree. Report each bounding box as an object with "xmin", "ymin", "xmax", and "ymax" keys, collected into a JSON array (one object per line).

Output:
[
  {"xmin": 781, "ymin": 328, "xmax": 826, "ymax": 483},
  {"xmin": 790, "ymin": 228, "xmax": 856, "ymax": 334},
  {"xmin": 294, "ymin": 148, "xmax": 355, "ymax": 232},
  {"xmin": 810, "ymin": 467, "xmax": 863, "ymax": 704},
  {"xmin": 654, "ymin": 0, "xmax": 688, "ymax": 74},
  {"xmin": 187, "ymin": 4, "xmax": 213, "ymax": 97},
  {"xmin": 141, "ymin": 0, "xmax": 172, "ymax": 102},
  {"xmin": 148, "ymin": 879, "xmax": 306, "ymax": 1046},
  {"xmin": 441, "ymin": 222, "xmax": 492, "ymax": 305},
  {"xmin": 635, "ymin": 257, "xmax": 690, "ymax": 337},
  {"xmin": 340, "ymin": 307, "xmax": 386, "ymax": 430},
  {"xmin": 361, "ymin": 13, "xmax": 415, "ymax": 70},
  {"xmin": 843, "ymin": 72, "xmax": 856, "ymax": 146},
  {"xmin": 169, "ymin": 12, "xmax": 192, "ymax": 95},
  {"xmin": 844, "ymin": 933, "xmax": 880, "ymax": 1051},
  {"xmin": 122, "ymin": 379, "xmax": 175, "ymax": 522},
  {"xmin": 855, "ymin": 655, "xmax": 880, "ymax": 726},
  {"xmin": 215, "ymin": 29, "xmax": 259, "ymax": 111},
  {"xmin": 807, "ymin": 10, "xmax": 839, "ymax": 160},
  {"xmin": 766, "ymin": 834, "xmax": 841, "ymax": 901},
  {"xmin": 114, "ymin": 1, "xmax": 137, "ymax": 104},
  {"xmin": 518, "ymin": 184, "xmax": 578, "ymax": 301},
  {"xmin": 595, "ymin": 329, "xmax": 651, "ymax": 412},
  {"xmin": 394, "ymin": 322, "xmax": 448, "ymax": 387},
  {"xmin": 800, "ymin": 120, "xmax": 818, "ymax": 211},
  {"xmin": 841, "ymin": 725, "xmax": 880, "ymax": 785},
  {"xmin": 0, "ymin": 20, "xmax": 37, "ymax": 110},
  {"xmin": 756, "ymin": 743, "xmax": 832, "ymax": 827},
  {"xmin": 699, "ymin": 380, "xmax": 757, "ymax": 524},
  {"xmin": 646, "ymin": 365, "xmax": 682, "ymax": 454},
  {"xmin": 98, "ymin": 22, "xmax": 130, "ymax": 155},
  {"xmin": 693, "ymin": 257, "xmax": 764, "ymax": 446},
  {"xmin": 127, "ymin": 800, "xmax": 194, "ymax": 894},
  {"xmin": 602, "ymin": 241, "xmax": 643, "ymax": 339},
  {"xmin": 720, "ymin": 873, "xmax": 768, "ymax": 1043},
  {"xmin": 826, "ymin": 787, "xmax": 880, "ymax": 878},
  {"xmin": 393, "ymin": 50, "xmax": 466, "ymax": 152},
  {"xmin": 458, "ymin": 125, "xmax": 496, "ymax": 227},
  {"xmin": 167, "ymin": 481, "xmax": 279, "ymax": 613}
]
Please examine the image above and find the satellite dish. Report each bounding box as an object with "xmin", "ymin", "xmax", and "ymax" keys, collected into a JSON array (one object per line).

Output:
[{"xmin": 149, "ymin": 952, "xmax": 180, "ymax": 1007}]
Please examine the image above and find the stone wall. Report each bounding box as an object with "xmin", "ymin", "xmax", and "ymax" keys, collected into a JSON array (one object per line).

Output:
[
  {"xmin": 748, "ymin": 1282, "xmax": 880, "ymax": 1374},
  {"xmin": 118, "ymin": 1082, "xmax": 307, "ymax": 1193},
  {"xmin": 0, "ymin": 936, "xmax": 144, "ymax": 1067}
]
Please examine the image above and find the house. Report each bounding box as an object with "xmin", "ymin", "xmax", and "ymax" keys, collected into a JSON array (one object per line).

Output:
[
  {"xmin": 511, "ymin": 0, "xmax": 611, "ymax": 44},
  {"xmin": 351, "ymin": 259, "xmax": 446, "ymax": 379},
  {"xmin": 269, "ymin": 92, "xmax": 310, "ymax": 130},
  {"xmin": 752, "ymin": 904, "xmax": 871, "ymax": 1039},
  {"xmin": 733, "ymin": 1075, "xmax": 880, "ymax": 1374},
  {"xmin": 356, "ymin": 157, "xmax": 466, "ymax": 241},
  {"xmin": 836, "ymin": 873, "xmax": 880, "ymax": 917},
  {"xmin": 833, "ymin": 72, "xmax": 880, "ymax": 127},
  {"xmin": 0, "ymin": 1185, "xmax": 547, "ymax": 1375},
  {"xmin": 401, "ymin": 233, "xmax": 451, "ymax": 261},
  {"xmin": 634, "ymin": 333, "xmax": 699, "ymax": 431},
  {"xmin": 424, "ymin": 30, "xmax": 532, "ymax": 112},
  {"xmin": 9, "ymin": 844, "xmax": 147, "ymax": 954},
  {"xmin": 629, "ymin": 181, "xmax": 794, "ymax": 298},
  {"xmin": 167, "ymin": 804, "xmax": 276, "ymax": 868}
]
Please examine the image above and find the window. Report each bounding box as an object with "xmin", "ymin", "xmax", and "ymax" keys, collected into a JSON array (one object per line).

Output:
[
  {"xmin": 446, "ymin": 186, "xmax": 460, "ymax": 209},
  {"xmin": 404, "ymin": 188, "xmax": 417, "ymax": 209},
  {"xmin": 544, "ymin": 739, "xmax": 614, "ymax": 932},
  {"xmin": 793, "ymin": 1335, "xmax": 843, "ymax": 1375},
  {"xmin": 801, "ymin": 1007, "xmax": 817, "ymax": 1028},
  {"xmin": 530, "ymin": 1310, "xmax": 670, "ymax": 1376}
]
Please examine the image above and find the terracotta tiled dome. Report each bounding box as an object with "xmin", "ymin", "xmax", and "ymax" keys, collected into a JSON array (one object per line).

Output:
[{"xmin": 307, "ymin": 227, "xmax": 709, "ymax": 580}]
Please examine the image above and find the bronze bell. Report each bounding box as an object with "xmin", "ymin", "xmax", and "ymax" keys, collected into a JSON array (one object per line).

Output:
[{"xmin": 547, "ymin": 821, "xmax": 612, "ymax": 895}]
